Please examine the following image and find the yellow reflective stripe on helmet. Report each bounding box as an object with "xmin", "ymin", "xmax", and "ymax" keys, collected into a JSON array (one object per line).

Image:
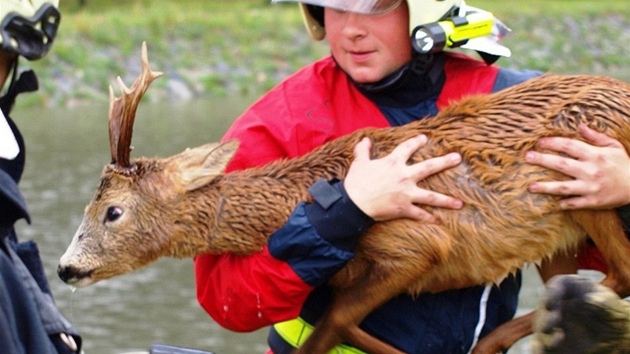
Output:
[{"xmin": 273, "ymin": 317, "xmax": 368, "ymax": 354}]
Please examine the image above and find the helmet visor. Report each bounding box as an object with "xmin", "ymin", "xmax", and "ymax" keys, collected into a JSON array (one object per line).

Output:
[{"xmin": 273, "ymin": 0, "xmax": 403, "ymax": 15}]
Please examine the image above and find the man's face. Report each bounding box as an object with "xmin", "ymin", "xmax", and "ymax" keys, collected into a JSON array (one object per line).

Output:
[{"xmin": 325, "ymin": 1, "xmax": 412, "ymax": 84}]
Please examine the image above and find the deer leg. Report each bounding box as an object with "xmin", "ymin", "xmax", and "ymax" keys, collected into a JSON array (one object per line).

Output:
[
  {"xmin": 295, "ymin": 261, "xmax": 429, "ymax": 354},
  {"xmin": 473, "ymin": 251, "xmax": 580, "ymax": 354},
  {"xmin": 524, "ymin": 211, "xmax": 630, "ymax": 353},
  {"xmin": 474, "ymin": 208, "xmax": 630, "ymax": 354},
  {"xmin": 472, "ymin": 312, "xmax": 536, "ymax": 354},
  {"xmin": 532, "ymin": 274, "xmax": 630, "ymax": 354},
  {"xmin": 571, "ymin": 209, "xmax": 630, "ymax": 297},
  {"xmin": 292, "ymin": 311, "xmax": 404, "ymax": 354},
  {"xmin": 294, "ymin": 282, "xmax": 406, "ymax": 354},
  {"xmin": 291, "ymin": 321, "xmax": 345, "ymax": 354},
  {"xmin": 538, "ymin": 250, "xmax": 580, "ymax": 284}
]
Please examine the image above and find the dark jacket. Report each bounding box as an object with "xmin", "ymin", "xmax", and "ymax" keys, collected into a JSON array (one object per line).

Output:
[{"xmin": 0, "ymin": 70, "xmax": 82, "ymax": 354}]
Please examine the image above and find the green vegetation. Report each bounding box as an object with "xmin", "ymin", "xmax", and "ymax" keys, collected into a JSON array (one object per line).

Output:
[{"xmin": 20, "ymin": 0, "xmax": 630, "ymax": 107}]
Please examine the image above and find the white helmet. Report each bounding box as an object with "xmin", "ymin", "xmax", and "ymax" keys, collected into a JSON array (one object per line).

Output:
[
  {"xmin": 272, "ymin": 0, "xmax": 510, "ymax": 58},
  {"xmin": 0, "ymin": 0, "xmax": 61, "ymax": 60},
  {"xmin": 410, "ymin": 0, "xmax": 463, "ymax": 35}
]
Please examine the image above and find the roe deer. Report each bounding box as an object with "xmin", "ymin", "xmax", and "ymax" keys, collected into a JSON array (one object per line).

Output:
[{"xmin": 58, "ymin": 43, "xmax": 630, "ymax": 354}]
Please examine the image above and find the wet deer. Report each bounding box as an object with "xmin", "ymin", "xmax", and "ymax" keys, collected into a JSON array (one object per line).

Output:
[{"xmin": 58, "ymin": 43, "xmax": 630, "ymax": 354}]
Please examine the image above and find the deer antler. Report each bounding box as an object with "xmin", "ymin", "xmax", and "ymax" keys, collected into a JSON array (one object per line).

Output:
[{"xmin": 108, "ymin": 41, "xmax": 163, "ymax": 174}]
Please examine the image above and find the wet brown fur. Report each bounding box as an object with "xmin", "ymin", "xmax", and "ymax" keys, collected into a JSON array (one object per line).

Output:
[{"xmin": 59, "ymin": 74, "xmax": 630, "ymax": 354}]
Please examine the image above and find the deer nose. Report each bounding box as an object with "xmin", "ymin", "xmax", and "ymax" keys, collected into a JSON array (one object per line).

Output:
[
  {"xmin": 57, "ymin": 264, "xmax": 90, "ymax": 284},
  {"xmin": 57, "ymin": 264, "xmax": 75, "ymax": 283}
]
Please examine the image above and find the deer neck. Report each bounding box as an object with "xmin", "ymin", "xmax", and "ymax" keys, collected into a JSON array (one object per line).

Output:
[{"xmin": 168, "ymin": 146, "xmax": 354, "ymax": 258}]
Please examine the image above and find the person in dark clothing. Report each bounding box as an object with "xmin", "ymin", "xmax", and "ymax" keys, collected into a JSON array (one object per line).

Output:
[{"xmin": 0, "ymin": 1, "xmax": 82, "ymax": 353}]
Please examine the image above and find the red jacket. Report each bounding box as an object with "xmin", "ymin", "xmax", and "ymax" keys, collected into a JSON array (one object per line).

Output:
[{"xmin": 194, "ymin": 53, "xmax": 517, "ymax": 333}]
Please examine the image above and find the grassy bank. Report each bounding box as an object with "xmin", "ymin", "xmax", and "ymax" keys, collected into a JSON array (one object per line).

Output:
[{"xmin": 19, "ymin": 0, "xmax": 630, "ymax": 107}]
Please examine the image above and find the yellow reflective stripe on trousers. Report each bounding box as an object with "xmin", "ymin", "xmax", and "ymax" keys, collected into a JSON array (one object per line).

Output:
[{"xmin": 273, "ymin": 317, "xmax": 368, "ymax": 354}]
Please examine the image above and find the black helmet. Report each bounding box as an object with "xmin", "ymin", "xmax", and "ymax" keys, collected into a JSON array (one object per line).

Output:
[{"xmin": 0, "ymin": 0, "xmax": 60, "ymax": 60}]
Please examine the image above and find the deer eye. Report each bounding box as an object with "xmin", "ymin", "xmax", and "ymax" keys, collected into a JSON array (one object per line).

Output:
[{"xmin": 105, "ymin": 206, "xmax": 123, "ymax": 223}]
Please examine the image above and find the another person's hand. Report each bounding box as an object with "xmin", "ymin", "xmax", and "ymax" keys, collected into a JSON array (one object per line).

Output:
[
  {"xmin": 526, "ymin": 124, "xmax": 630, "ymax": 210},
  {"xmin": 344, "ymin": 134, "xmax": 463, "ymax": 223}
]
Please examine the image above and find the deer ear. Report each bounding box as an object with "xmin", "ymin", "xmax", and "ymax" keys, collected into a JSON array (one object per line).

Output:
[{"xmin": 174, "ymin": 140, "xmax": 239, "ymax": 191}]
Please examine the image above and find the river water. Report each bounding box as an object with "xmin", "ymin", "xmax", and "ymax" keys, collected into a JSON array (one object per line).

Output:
[{"xmin": 13, "ymin": 95, "xmax": 586, "ymax": 354}]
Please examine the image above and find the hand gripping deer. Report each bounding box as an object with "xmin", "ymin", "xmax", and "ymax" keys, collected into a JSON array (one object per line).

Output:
[{"xmin": 58, "ymin": 43, "xmax": 630, "ymax": 354}]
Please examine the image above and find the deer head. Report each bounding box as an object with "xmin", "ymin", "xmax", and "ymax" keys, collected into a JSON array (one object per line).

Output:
[{"xmin": 57, "ymin": 43, "xmax": 239, "ymax": 287}]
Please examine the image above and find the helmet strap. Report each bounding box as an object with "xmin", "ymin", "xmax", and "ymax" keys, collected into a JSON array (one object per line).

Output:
[
  {"xmin": 348, "ymin": 53, "xmax": 438, "ymax": 93},
  {"xmin": 0, "ymin": 58, "xmax": 20, "ymax": 115},
  {"xmin": 341, "ymin": 53, "xmax": 446, "ymax": 108},
  {"xmin": 0, "ymin": 59, "xmax": 38, "ymax": 116}
]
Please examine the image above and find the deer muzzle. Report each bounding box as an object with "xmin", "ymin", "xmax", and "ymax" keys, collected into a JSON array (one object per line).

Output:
[{"xmin": 57, "ymin": 263, "xmax": 94, "ymax": 286}]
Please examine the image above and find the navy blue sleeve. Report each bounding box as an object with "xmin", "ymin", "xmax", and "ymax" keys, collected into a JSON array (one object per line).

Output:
[
  {"xmin": 305, "ymin": 178, "xmax": 374, "ymax": 251},
  {"xmin": 267, "ymin": 178, "xmax": 374, "ymax": 287},
  {"xmin": 492, "ymin": 67, "xmax": 543, "ymax": 92}
]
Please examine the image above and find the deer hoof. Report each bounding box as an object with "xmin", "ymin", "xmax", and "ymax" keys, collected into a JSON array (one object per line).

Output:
[{"xmin": 532, "ymin": 274, "xmax": 630, "ymax": 354}]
